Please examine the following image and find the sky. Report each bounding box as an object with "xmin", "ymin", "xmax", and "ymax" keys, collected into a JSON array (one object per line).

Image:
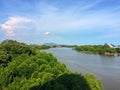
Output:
[{"xmin": 0, "ymin": 0, "xmax": 120, "ymax": 45}]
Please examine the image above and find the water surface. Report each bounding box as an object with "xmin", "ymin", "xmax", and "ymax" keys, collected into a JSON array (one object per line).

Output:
[{"xmin": 42, "ymin": 47, "xmax": 120, "ymax": 90}]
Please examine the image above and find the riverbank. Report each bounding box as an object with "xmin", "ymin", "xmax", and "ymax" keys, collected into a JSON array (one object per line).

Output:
[
  {"xmin": 74, "ymin": 45, "xmax": 120, "ymax": 56},
  {"xmin": 42, "ymin": 47, "xmax": 120, "ymax": 90}
]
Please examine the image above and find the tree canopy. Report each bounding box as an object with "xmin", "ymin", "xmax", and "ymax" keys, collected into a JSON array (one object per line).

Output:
[{"xmin": 0, "ymin": 40, "xmax": 102, "ymax": 90}]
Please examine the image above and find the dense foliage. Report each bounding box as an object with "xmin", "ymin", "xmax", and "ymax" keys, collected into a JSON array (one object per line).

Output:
[
  {"xmin": 0, "ymin": 40, "xmax": 102, "ymax": 90},
  {"xmin": 0, "ymin": 40, "xmax": 35, "ymax": 67},
  {"xmin": 75, "ymin": 45, "xmax": 120, "ymax": 56}
]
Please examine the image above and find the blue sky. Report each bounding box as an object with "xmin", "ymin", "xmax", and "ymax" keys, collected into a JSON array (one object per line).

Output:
[{"xmin": 0, "ymin": 0, "xmax": 120, "ymax": 45}]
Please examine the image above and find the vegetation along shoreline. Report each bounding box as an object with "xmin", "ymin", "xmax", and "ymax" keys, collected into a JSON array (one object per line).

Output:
[{"xmin": 74, "ymin": 44, "xmax": 120, "ymax": 56}]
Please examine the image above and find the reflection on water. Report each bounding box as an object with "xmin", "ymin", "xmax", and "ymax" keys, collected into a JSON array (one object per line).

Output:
[{"xmin": 42, "ymin": 47, "xmax": 120, "ymax": 90}]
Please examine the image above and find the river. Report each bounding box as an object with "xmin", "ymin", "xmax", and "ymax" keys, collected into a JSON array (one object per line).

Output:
[{"xmin": 42, "ymin": 47, "xmax": 120, "ymax": 90}]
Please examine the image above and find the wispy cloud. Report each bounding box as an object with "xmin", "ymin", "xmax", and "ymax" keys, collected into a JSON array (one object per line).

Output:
[
  {"xmin": 0, "ymin": 17, "xmax": 32, "ymax": 36},
  {"xmin": 34, "ymin": 1, "xmax": 120, "ymax": 33},
  {"xmin": 0, "ymin": 0, "xmax": 120, "ymax": 44}
]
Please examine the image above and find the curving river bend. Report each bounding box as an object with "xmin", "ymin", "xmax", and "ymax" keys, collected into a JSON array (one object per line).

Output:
[{"xmin": 42, "ymin": 47, "xmax": 120, "ymax": 90}]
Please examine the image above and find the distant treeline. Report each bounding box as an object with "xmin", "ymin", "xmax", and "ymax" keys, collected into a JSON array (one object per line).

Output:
[
  {"xmin": 60, "ymin": 45, "xmax": 77, "ymax": 48},
  {"xmin": 0, "ymin": 40, "xmax": 102, "ymax": 90},
  {"xmin": 75, "ymin": 45, "xmax": 120, "ymax": 56},
  {"xmin": 33, "ymin": 44, "xmax": 77, "ymax": 49},
  {"xmin": 33, "ymin": 45, "xmax": 51, "ymax": 49}
]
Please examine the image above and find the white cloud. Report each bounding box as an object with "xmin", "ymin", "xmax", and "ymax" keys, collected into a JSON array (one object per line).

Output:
[
  {"xmin": 1, "ymin": 0, "xmax": 120, "ymax": 44},
  {"xmin": 1, "ymin": 23, "xmax": 15, "ymax": 36},
  {"xmin": 45, "ymin": 32, "xmax": 51, "ymax": 35},
  {"xmin": 0, "ymin": 17, "xmax": 32, "ymax": 36}
]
